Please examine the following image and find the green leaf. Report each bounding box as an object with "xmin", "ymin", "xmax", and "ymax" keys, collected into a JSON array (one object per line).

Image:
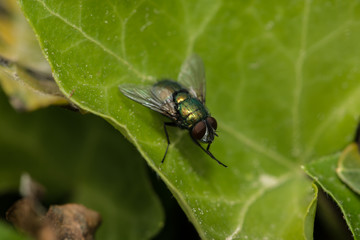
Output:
[
  {"xmin": 304, "ymin": 154, "xmax": 360, "ymax": 239},
  {"xmin": 0, "ymin": 221, "xmax": 31, "ymax": 240},
  {"xmin": 0, "ymin": 90, "xmax": 163, "ymax": 240},
  {"xmin": 18, "ymin": 0, "xmax": 360, "ymax": 239},
  {"xmin": 304, "ymin": 184, "xmax": 318, "ymax": 240},
  {"xmin": 337, "ymin": 143, "xmax": 360, "ymax": 194}
]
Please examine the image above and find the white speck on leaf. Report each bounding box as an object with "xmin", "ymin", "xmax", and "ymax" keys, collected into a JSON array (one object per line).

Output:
[
  {"xmin": 259, "ymin": 174, "xmax": 278, "ymax": 188},
  {"xmin": 265, "ymin": 21, "xmax": 274, "ymax": 30},
  {"xmin": 140, "ymin": 21, "xmax": 153, "ymax": 32},
  {"xmin": 249, "ymin": 62, "xmax": 260, "ymax": 69}
]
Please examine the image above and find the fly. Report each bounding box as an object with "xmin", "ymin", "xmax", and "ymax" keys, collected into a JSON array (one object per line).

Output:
[{"xmin": 119, "ymin": 55, "xmax": 227, "ymax": 167}]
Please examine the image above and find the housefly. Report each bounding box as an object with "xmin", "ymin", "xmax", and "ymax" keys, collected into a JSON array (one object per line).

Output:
[{"xmin": 119, "ymin": 55, "xmax": 227, "ymax": 167}]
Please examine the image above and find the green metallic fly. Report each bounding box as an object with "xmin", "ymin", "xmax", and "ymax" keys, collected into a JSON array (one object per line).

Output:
[{"xmin": 119, "ymin": 55, "xmax": 227, "ymax": 167}]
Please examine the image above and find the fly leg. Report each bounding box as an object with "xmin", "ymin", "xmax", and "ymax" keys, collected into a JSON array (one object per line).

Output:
[
  {"xmin": 162, "ymin": 122, "xmax": 177, "ymax": 164},
  {"xmin": 206, "ymin": 143, "xmax": 211, "ymax": 151},
  {"xmin": 190, "ymin": 134, "xmax": 227, "ymax": 168}
]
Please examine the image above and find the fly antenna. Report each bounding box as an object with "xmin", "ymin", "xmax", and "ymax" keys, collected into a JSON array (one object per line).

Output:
[{"xmin": 190, "ymin": 135, "xmax": 227, "ymax": 167}]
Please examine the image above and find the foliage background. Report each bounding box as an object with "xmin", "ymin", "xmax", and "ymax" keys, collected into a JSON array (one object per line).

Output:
[{"xmin": 1, "ymin": 0, "xmax": 360, "ymax": 239}]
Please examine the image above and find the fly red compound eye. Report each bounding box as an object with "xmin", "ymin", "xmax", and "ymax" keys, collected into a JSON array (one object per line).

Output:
[
  {"xmin": 191, "ymin": 121, "xmax": 206, "ymax": 140},
  {"xmin": 206, "ymin": 117, "xmax": 217, "ymax": 130}
]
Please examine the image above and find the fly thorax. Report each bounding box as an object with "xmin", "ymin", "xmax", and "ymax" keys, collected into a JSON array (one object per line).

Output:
[
  {"xmin": 174, "ymin": 91, "xmax": 189, "ymax": 104},
  {"xmin": 177, "ymin": 96, "xmax": 208, "ymax": 128}
]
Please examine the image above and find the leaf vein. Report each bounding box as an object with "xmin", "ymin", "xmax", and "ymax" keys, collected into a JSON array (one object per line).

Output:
[
  {"xmin": 105, "ymin": 0, "xmax": 124, "ymax": 23},
  {"xmin": 221, "ymin": 123, "xmax": 296, "ymax": 170},
  {"xmin": 307, "ymin": 21, "xmax": 351, "ymax": 56},
  {"xmin": 226, "ymin": 174, "xmax": 293, "ymax": 240},
  {"xmin": 79, "ymin": 0, "xmax": 82, "ymax": 29},
  {"xmin": 35, "ymin": 0, "xmax": 153, "ymax": 81},
  {"xmin": 293, "ymin": 0, "xmax": 311, "ymax": 159},
  {"xmin": 302, "ymin": 85, "xmax": 360, "ymax": 160},
  {"xmin": 248, "ymin": 7, "xmax": 294, "ymax": 63},
  {"xmin": 186, "ymin": 1, "xmax": 222, "ymax": 56},
  {"xmin": 147, "ymin": 0, "xmax": 184, "ymax": 29}
]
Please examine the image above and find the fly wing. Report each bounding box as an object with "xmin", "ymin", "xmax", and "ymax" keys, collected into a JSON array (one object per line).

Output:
[
  {"xmin": 119, "ymin": 83, "xmax": 177, "ymax": 119},
  {"xmin": 177, "ymin": 54, "xmax": 206, "ymax": 103}
]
